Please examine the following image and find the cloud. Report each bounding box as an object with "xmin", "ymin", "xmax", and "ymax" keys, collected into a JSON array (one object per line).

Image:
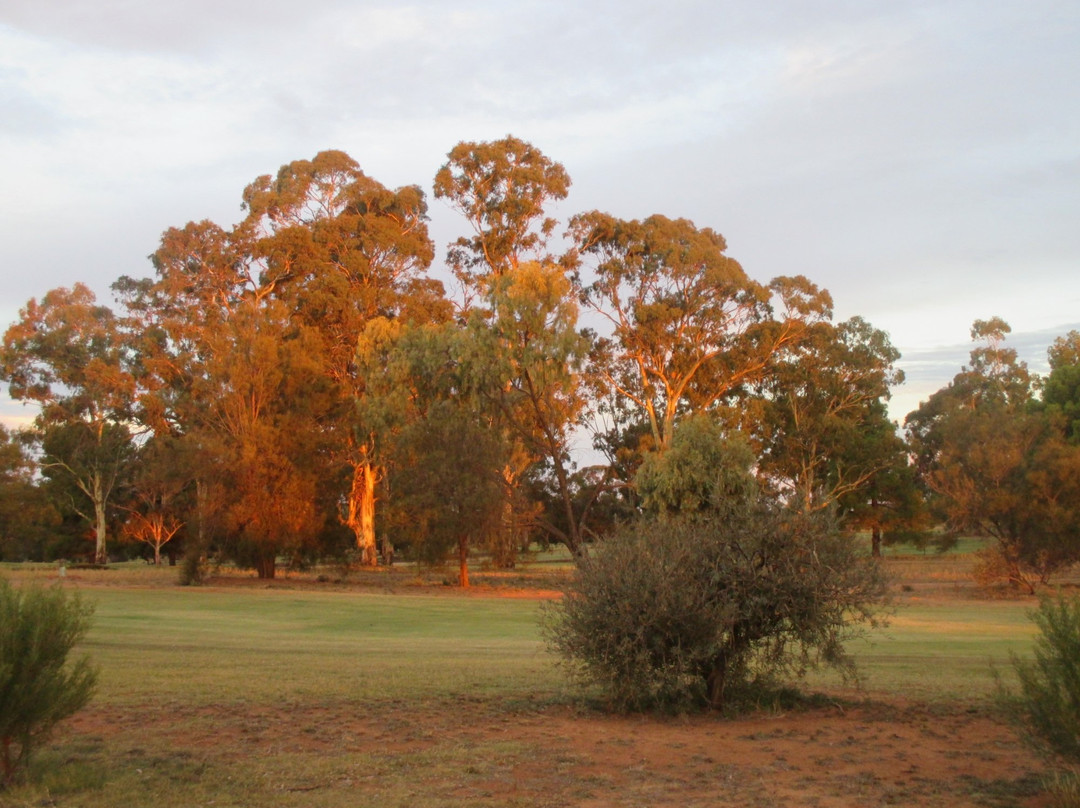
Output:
[{"xmin": 1, "ymin": 0, "xmax": 1078, "ymax": 435}]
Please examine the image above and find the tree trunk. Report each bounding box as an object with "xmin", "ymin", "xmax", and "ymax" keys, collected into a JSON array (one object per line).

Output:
[
  {"xmin": 346, "ymin": 458, "xmax": 379, "ymax": 566},
  {"xmin": 458, "ymin": 535, "xmax": 469, "ymax": 588},
  {"xmin": 871, "ymin": 526, "xmax": 882, "ymax": 558},
  {"xmin": 256, "ymin": 554, "xmax": 276, "ymax": 579},
  {"xmin": 93, "ymin": 475, "xmax": 108, "ymax": 564},
  {"xmin": 706, "ymin": 658, "xmax": 727, "ymax": 711}
]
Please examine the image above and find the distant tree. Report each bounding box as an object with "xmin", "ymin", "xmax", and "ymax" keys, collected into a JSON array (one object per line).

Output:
[
  {"xmin": 436, "ymin": 137, "xmax": 598, "ymax": 559},
  {"xmin": 475, "ymin": 261, "xmax": 594, "ymax": 555},
  {"xmin": 0, "ymin": 285, "xmax": 137, "ymax": 562},
  {"xmin": 0, "ymin": 425, "xmax": 59, "ymax": 561},
  {"xmin": 434, "ymin": 134, "xmax": 571, "ymax": 290},
  {"xmin": 358, "ymin": 319, "xmax": 507, "ymax": 586},
  {"xmin": 906, "ymin": 319, "xmax": 1080, "ymax": 590},
  {"xmin": 754, "ymin": 317, "xmax": 904, "ymax": 511},
  {"xmin": 837, "ymin": 435, "xmax": 929, "ymax": 558},
  {"xmin": 387, "ymin": 399, "xmax": 506, "ymax": 587},
  {"xmin": 1042, "ymin": 330, "xmax": 1080, "ymax": 444},
  {"xmin": 121, "ymin": 435, "xmax": 192, "ymax": 565},
  {"xmin": 237, "ymin": 150, "xmax": 446, "ymax": 566},
  {"xmin": 569, "ymin": 212, "xmax": 832, "ymax": 453},
  {"xmin": 38, "ymin": 419, "xmax": 135, "ymax": 562}
]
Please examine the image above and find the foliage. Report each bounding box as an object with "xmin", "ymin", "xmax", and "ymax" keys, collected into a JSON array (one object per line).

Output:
[
  {"xmin": 115, "ymin": 150, "xmax": 447, "ymax": 575},
  {"xmin": 544, "ymin": 503, "xmax": 887, "ymax": 712},
  {"xmin": 120, "ymin": 435, "xmax": 193, "ymax": 564},
  {"xmin": 0, "ymin": 285, "xmax": 137, "ymax": 562},
  {"xmin": 906, "ymin": 319, "xmax": 1080, "ymax": 590},
  {"xmin": 1006, "ymin": 596, "xmax": 1080, "ymax": 765},
  {"xmin": 1044, "ymin": 330, "xmax": 1080, "ymax": 444},
  {"xmin": 570, "ymin": 211, "xmax": 832, "ymax": 452},
  {"xmin": 0, "ymin": 578, "xmax": 97, "ymax": 786},
  {"xmin": 386, "ymin": 400, "xmax": 507, "ymax": 586},
  {"xmin": 634, "ymin": 414, "xmax": 756, "ymax": 517},
  {"xmin": 755, "ymin": 316, "xmax": 908, "ymax": 516},
  {"xmin": 0, "ymin": 426, "xmax": 60, "ymax": 561},
  {"xmin": 359, "ymin": 319, "xmax": 511, "ymax": 584},
  {"xmin": 434, "ymin": 134, "xmax": 570, "ymax": 287},
  {"xmin": 477, "ymin": 261, "xmax": 594, "ymax": 553}
]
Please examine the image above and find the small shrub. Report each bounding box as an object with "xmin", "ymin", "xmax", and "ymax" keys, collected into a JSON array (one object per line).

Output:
[
  {"xmin": 1008, "ymin": 595, "xmax": 1080, "ymax": 763},
  {"xmin": 0, "ymin": 578, "xmax": 98, "ymax": 786},
  {"xmin": 543, "ymin": 505, "xmax": 887, "ymax": 713}
]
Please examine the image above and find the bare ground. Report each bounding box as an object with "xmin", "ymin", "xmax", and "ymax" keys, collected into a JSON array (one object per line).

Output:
[{"xmin": 62, "ymin": 695, "xmax": 1048, "ymax": 807}]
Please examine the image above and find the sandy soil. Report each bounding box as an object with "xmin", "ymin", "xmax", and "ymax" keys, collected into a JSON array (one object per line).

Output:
[{"xmin": 68, "ymin": 696, "xmax": 1049, "ymax": 808}]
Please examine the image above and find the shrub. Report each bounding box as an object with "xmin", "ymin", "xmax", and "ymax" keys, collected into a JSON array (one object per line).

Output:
[
  {"xmin": 1009, "ymin": 595, "xmax": 1080, "ymax": 763},
  {"xmin": 0, "ymin": 578, "xmax": 97, "ymax": 786},
  {"xmin": 544, "ymin": 505, "xmax": 887, "ymax": 712}
]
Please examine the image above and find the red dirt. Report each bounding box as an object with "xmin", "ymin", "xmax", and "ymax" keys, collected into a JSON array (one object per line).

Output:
[{"xmin": 66, "ymin": 697, "xmax": 1049, "ymax": 807}]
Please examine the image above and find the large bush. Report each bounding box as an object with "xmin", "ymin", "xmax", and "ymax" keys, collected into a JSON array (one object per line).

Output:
[
  {"xmin": 1009, "ymin": 595, "xmax": 1080, "ymax": 763},
  {"xmin": 0, "ymin": 578, "xmax": 97, "ymax": 786},
  {"xmin": 544, "ymin": 505, "xmax": 887, "ymax": 712}
]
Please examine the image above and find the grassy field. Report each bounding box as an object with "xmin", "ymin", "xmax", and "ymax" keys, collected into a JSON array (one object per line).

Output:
[{"xmin": 0, "ymin": 555, "xmax": 1065, "ymax": 807}]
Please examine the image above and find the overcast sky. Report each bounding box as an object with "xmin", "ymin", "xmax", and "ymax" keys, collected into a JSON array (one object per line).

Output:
[{"xmin": 2, "ymin": 0, "xmax": 1078, "ymax": 427}]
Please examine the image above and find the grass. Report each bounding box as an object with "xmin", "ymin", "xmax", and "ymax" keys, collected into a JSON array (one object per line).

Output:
[
  {"xmin": 0, "ymin": 551, "xmax": 1057, "ymax": 807},
  {"xmin": 808, "ymin": 598, "xmax": 1038, "ymax": 700}
]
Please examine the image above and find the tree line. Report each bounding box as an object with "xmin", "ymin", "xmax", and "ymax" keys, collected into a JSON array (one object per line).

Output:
[{"xmin": 1, "ymin": 136, "xmax": 1077, "ymax": 589}]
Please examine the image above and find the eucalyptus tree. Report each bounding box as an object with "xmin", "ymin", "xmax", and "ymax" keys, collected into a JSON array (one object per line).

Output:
[
  {"xmin": 569, "ymin": 212, "xmax": 833, "ymax": 454},
  {"xmin": 906, "ymin": 319, "xmax": 1080, "ymax": 590},
  {"xmin": 434, "ymin": 134, "xmax": 571, "ymax": 290},
  {"xmin": 355, "ymin": 318, "xmax": 507, "ymax": 585},
  {"xmin": 236, "ymin": 150, "xmax": 446, "ymax": 566},
  {"xmin": 0, "ymin": 284, "xmax": 137, "ymax": 562},
  {"xmin": 754, "ymin": 316, "xmax": 908, "ymax": 519},
  {"xmin": 119, "ymin": 150, "xmax": 445, "ymax": 573},
  {"xmin": 434, "ymin": 137, "xmax": 595, "ymax": 556}
]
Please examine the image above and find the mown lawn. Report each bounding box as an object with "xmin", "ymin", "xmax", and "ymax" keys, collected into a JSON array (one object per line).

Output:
[{"xmin": 0, "ymin": 559, "xmax": 1053, "ymax": 807}]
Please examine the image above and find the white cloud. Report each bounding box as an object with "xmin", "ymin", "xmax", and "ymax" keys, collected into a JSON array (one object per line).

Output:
[{"xmin": 0, "ymin": 0, "xmax": 1078, "ymax": 434}]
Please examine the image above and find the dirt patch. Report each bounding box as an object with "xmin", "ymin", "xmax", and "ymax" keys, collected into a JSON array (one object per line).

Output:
[{"xmin": 65, "ymin": 698, "xmax": 1049, "ymax": 807}]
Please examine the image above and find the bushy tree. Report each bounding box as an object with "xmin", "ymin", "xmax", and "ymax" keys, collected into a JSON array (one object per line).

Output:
[
  {"xmin": 634, "ymin": 414, "xmax": 756, "ymax": 518},
  {"xmin": 755, "ymin": 316, "xmax": 906, "ymax": 514},
  {"xmin": 545, "ymin": 500, "xmax": 886, "ymax": 712},
  {"xmin": 0, "ymin": 579, "xmax": 97, "ymax": 786},
  {"xmin": 0, "ymin": 426, "xmax": 59, "ymax": 561},
  {"xmin": 907, "ymin": 319, "xmax": 1080, "ymax": 590},
  {"xmin": 357, "ymin": 319, "xmax": 510, "ymax": 585},
  {"xmin": 0, "ymin": 285, "xmax": 137, "ymax": 562},
  {"xmin": 1006, "ymin": 595, "xmax": 1080, "ymax": 764},
  {"xmin": 1043, "ymin": 330, "xmax": 1080, "ymax": 444}
]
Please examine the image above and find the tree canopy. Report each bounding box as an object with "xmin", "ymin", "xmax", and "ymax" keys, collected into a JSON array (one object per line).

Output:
[{"xmin": 1, "ymin": 136, "xmax": 1074, "ymax": 595}]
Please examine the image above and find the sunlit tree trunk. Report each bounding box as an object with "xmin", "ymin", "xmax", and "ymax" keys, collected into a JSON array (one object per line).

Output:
[
  {"xmin": 346, "ymin": 454, "xmax": 379, "ymax": 567},
  {"xmin": 458, "ymin": 535, "xmax": 470, "ymax": 588},
  {"xmin": 92, "ymin": 475, "xmax": 108, "ymax": 564}
]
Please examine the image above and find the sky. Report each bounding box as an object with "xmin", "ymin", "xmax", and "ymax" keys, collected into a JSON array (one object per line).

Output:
[{"xmin": 2, "ymin": 0, "xmax": 1078, "ymax": 428}]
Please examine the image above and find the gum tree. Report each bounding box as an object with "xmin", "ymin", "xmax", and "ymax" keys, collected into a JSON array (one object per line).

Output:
[
  {"xmin": 570, "ymin": 212, "xmax": 832, "ymax": 454},
  {"xmin": 0, "ymin": 285, "xmax": 136, "ymax": 562}
]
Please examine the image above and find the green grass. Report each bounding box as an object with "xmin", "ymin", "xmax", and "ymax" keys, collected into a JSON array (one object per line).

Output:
[
  {"xmin": 82, "ymin": 587, "xmax": 562, "ymax": 707},
  {"xmin": 810, "ymin": 599, "xmax": 1038, "ymax": 700},
  {"xmin": 0, "ymin": 561, "xmax": 1050, "ymax": 807}
]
